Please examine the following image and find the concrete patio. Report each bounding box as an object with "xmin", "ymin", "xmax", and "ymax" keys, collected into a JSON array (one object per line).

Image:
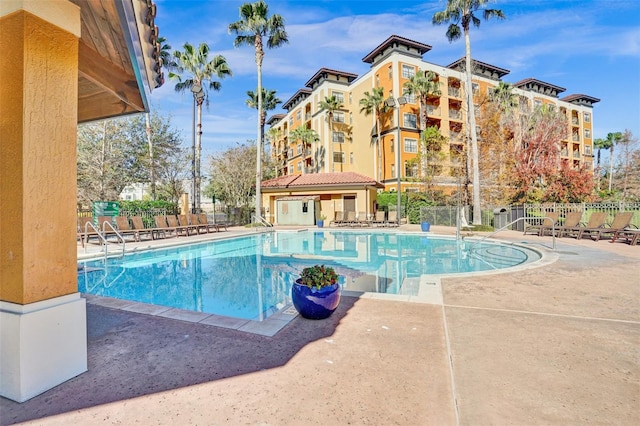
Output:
[{"xmin": 1, "ymin": 225, "xmax": 638, "ymax": 425}]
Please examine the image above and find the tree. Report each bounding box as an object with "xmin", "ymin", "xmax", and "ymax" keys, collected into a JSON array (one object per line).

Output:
[
  {"xmin": 318, "ymin": 95, "xmax": 344, "ymax": 171},
  {"xmin": 246, "ymin": 87, "xmax": 282, "ymax": 154},
  {"xmin": 204, "ymin": 142, "xmax": 257, "ymax": 209},
  {"xmin": 289, "ymin": 126, "xmax": 319, "ymax": 174},
  {"xmin": 168, "ymin": 42, "xmax": 232, "ymax": 211},
  {"xmin": 229, "ymin": 0, "xmax": 288, "ymax": 218},
  {"xmin": 359, "ymin": 87, "xmax": 388, "ymax": 181},
  {"xmin": 266, "ymin": 126, "xmax": 283, "ymax": 176},
  {"xmin": 433, "ymin": 0, "xmax": 505, "ymax": 224},
  {"xmin": 403, "ymin": 70, "xmax": 441, "ymax": 180},
  {"xmin": 604, "ymin": 131, "xmax": 624, "ymax": 192},
  {"xmin": 613, "ymin": 129, "xmax": 639, "ymax": 201}
]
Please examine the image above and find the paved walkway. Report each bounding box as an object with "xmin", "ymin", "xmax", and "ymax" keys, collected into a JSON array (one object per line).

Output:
[{"xmin": 2, "ymin": 225, "xmax": 639, "ymax": 425}]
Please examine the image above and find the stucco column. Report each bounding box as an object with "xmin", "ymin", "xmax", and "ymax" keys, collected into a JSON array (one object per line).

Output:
[{"xmin": 0, "ymin": 0, "xmax": 87, "ymax": 402}]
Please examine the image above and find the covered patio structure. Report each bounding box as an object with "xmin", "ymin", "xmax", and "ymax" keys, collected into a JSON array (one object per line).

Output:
[{"xmin": 0, "ymin": 0, "xmax": 162, "ymax": 402}]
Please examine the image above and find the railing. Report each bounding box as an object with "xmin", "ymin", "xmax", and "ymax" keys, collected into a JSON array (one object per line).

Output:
[
  {"xmin": 252, "ymin": 214, "xmax": 274, "ymax": 232},
  {"xmin": 82, "ymin": 221, "xmax": 125, "ymax": 260},
  {"xmin": 467, "ymin": 216, "xmax": 556, "ymax": 251},
  {"xmin": 102, "ymin": 221, "xmax": 127, "ymax": 256}
]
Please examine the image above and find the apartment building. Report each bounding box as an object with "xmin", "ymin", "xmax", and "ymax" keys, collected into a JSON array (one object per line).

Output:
[{"xmin": 267, "ymin": 35, "xmax": 599, "ymax": 193}]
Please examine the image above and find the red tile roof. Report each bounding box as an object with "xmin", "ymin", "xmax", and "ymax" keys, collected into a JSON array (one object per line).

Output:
[{"xmin": 262, "ymin": 172, "xmax": 384, "ymax": 189}]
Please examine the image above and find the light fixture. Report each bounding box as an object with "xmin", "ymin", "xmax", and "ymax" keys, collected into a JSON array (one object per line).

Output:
[
  {"xmin": 385, "ymin": 97, "xmax": 396, "ymax": 108},
  {"xmin": 191, "ymin": 82, "xmax": 202, "ymax": 94},
  {"xmin": 397, "ymin": 96, "xmax": 407, "ymax": 105}
]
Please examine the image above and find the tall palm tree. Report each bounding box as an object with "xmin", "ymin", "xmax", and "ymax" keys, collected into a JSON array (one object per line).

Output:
[
  {"xmin": 169, "ymin": 42, "xmax": 231, "ymax": 211},
  {"xmin": 318, "ymin": 95, "xmax": 343, "ymax": 171},
  {"xmin": 604, "ymin": 131, "xmax": 623, "ymax": 191},
  {"xmin": 246, "ymin": 88, "xmax": 282, "ymax": 156},
  {"xmin": 433, "ymin": 0, "xmax": 505, "ymax": 225},
  {"xmin": 359, "ymin": 87, "xmax": 388, "ymax": 181},
  {"xmin": 289, "ymin": 126, "xmax": 318, "ymax": 174},
  {"xmin": 403, "ymin": 70, "xmax": 441, "ymax": 181},
  {"xmin": 266, "ymin": 126, "xmax": 283, "ymax": 176},
  {"xmin": 229, "ymin": 0, "xmax": 288, "ymax": 218}
]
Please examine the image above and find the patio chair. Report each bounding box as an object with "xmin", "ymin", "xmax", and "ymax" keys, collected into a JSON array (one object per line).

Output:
[
  {"xmin": 587, "ymin": 212, "xmax": 634, "ymax": 241},
  {"xmin": 189, "ymin": 213, "xmax": 208, "ymax": 234},
  {"xmin": 329, "ymin": 211, "xmax": 344, "ymax": 227},
  {"xmin": 574, "ymin": 212, "xmax": 613, "ymax": 240},
  {"xmin": 114, "ymin": 216, "xmax": 139, "ymax": 242},
  {"xmin": 156, "ymin": 215, "xmax": 184, "ymax": 237},
  {"xmin": 131, "ymin": 216, "xmax": 162, "ymax": 240},
  {"xmin": 372, "ymin": 211, "xmax": 386, "ymax": 227},
  {"xmin": 554, "ymin": 211, "xmax": 583, "ymax": 237},
  {"xmin": 198, "ymin": 213, "xmax": 224, "ymax": 232},
  {"xmin": 610, "ymin": 228, "xmax": 640, "ymax": 245},
  {"xmin": 523, "ymin": 212, "xmax": 559, "ymax": 236},
  {"xmin": 356, "ymin": 211, "xmax": 370, "ymax": 227},
  {"xmin": 344, "ymin": 211, "xmax": 357, "ymax": 227},
  {"xmin": 564, "ymin": 212, "xmax": 606, "ymax": 239},
  {"xmin": 170, "ymin": 215, "xmax": 193, "ymax": 236},
  {"xmin": 387, "ymin": 210, "xmax": 399, "ymax": 227}
]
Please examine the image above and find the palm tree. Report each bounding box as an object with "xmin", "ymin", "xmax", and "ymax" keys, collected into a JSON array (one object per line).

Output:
[
  {"xmin": 433, "ymin": 0, "xmax": 505, "ymax": 225},
  {"xmin": 246, "ymin": 88, "xmax": 282, "ymax": 157},
  {"xmin": 169, "ymin": 42, "xmax": 231, "ymax": 211},
  {"xmin": 604, "ymin": 132, "xmax": 623, "ymax": 191},
  {"xmin": 359, "ymin": 87, "xmax": 388, "ymax": 181},
  {"xmin": 403, "ymin": 70, "xmax": 441, "ymax": 182},
  {"xmin": 229, "ymin": 0, "xmax": 288, "ymax": 218},
  {"xmin": 318, "ymin": 95, "xmax": 344, "ymax": 171},
  {"xmin": 289, "ymin": 126, "xmax": 318, "ymax": 174},
  {"xmin": 266, "ymin": 126, "xmax": 283, "ymax": 176}
]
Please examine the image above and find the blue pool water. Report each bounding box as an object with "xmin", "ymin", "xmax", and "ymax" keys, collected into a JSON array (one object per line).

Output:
[{"xmin": 79, "ymin": 230, "xmax": 540, "ymax": 321}]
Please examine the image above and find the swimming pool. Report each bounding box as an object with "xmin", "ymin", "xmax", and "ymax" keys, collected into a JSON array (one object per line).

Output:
[{"xmin": 78, "ymin": 230, "xmax": 540, "ymax": 322}]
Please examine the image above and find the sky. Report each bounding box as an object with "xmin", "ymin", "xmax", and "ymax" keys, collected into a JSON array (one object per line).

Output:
[{"xmin": 150, "ymin": 0, "xmax": 640, "ymax": 159}]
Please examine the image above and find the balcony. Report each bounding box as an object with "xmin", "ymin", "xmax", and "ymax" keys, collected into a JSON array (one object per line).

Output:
[
  {"xmin": 572, "ymin": 134, "xmax": 580, "ymax": 142},
  {"xmin": 305, "ymin": 112, "xmax": 311, "ymax": 121},
  {"xmin": 571, "ymin": 118, "xmax": 579, "ymax": 126},
  {"xmin": 448, "ymin": 87, "xmax": 460, "ymax": 98},
  {"xmin": 449, "ymin": 110, "xmax": 462, "ymax": 120},
  {"xmin": 573, "ymin": 151, "xmax": 581, "ymax": 159},
  {"xmin": 426, "ymin": 106, "xmax": 441, "ymax": 117},
  {"xmin": 560, "ymin": 149, "xmax": 568, "ymax": 157}
]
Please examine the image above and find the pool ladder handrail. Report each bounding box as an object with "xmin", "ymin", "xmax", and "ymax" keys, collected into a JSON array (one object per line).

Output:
[
  {"xmin": 466, "ymin": 216, "xmax": 556, "ymax": 251},
  {"xmin": 83, "ymin": 220, "xmax": 126, "ymax": 259},
  {"xmin": 252, "ymin": 214, "xmax": 274, "ymax": 232}
]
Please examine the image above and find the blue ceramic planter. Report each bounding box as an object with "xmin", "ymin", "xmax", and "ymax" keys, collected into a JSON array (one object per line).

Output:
[
  {"xmin": 292, "ymin": 279, "xmax": 341, "ymax": 320},
  {"xmin": 421, "ymin": 222, "xmax": 431, "ymax": 232}
]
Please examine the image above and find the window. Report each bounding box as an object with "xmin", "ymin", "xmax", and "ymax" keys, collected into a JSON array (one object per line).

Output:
[
  {"xmin": 584, "ymin": 112, "xmax": 591, "ymax": 123},
  {"xmin": 402, "ymin": 88, "xmax": 415, "ymax": 104},
  {"xmin": 349, "ymin": 112, "xmax": 353, "ymax": 125},
  {"xmin": 472, "ymin": 83, "xmax": 479, "ymax": 94},
  {"xmin": 404, "ymin": 138, "xmax": 418, "ymax": 153},
  {"xmin": 534, "ymin": 99, "xmax": 542, "ymax": 108},
  {"xmin": 333, "ymin": 111, "xmax": 345, "ymax": 123},
  {"xmin": 296, "ymin": 144, "xmax": 302, "ymax": 155},
  {"xmin": 333, "ymin": 151, "xmax": 344, "ymax": 163},
  {"xmin": 375, "ymin": 74, "xmax": 380, "ymax": 87},
  {"xmin": 332, "ymin": 132, "xmax": 345, "ymax": 143},
  {"xmin": 388, "ymin": 65, "xmax": 393, "ymax": 79},
  {"xmin": 296, "ymin": 110, "xmax": 301, "ymax": 121},
  {"xmin": 405, "ymin": 161, "xmax": 418, "ymax": 178},
  {"xmin": 332, "ymin": 91, "xmax": 344, "ymax": 104},
  {"xmin": 288, "ymin": 165, "xmax": 293, "ymax": 174},
  {"xmin": 402, "ymin": 64, "xmax": 415, "ymax": 79},
  {"xmin": 391, "ymin": 164, "xmax": 396, "ymax": 178},
  {"xmin": 403, "ymin": 113, "xmax": 417, "ymax": 129},
  {"xmin": 585, "ymin": 129, "xmax": 591, "ymax": 139},
  {"xmin": 350, "ymin": 152, "xmax": 354, "ymax": 164},
  {"xmin": 297, "ymin": 161, "xmax": 302, "ymax": 171},
  {"xmin": 289, "ymin": 116, "xmax": 293, "ymax": 126},
  {"xmin": 349, "ymin": 93, "xmax": 352, "ymax": 105},
  {"xmin": 585, "ymin": 145, "xmax": 592, "ymax": 155},
  {"xmin": 390, "ymin": 138, "xmax": 394, "ymax": 153}
]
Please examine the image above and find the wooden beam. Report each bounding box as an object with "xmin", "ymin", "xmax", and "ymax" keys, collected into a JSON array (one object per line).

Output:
[{"xmin": 77, "ymin": 41, "xmax": 145, "ymax": 114}]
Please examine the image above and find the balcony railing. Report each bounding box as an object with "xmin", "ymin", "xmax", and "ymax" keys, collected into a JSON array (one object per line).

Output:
[
  {"xmin": 426, "ymin": 106, "xmax": 441, "ymax": 117},
  {"xmin": 448, "ymin": 87, "xmax": 460, "ymax": 98},
  {"xmin": 572, "ymin": 134, "xmax": 580, "ymax": 142},
  {"xmin": 560, "ymin": 149, "xmax": 568, "ymax": 157},
  {"xmin": 573, "ymin": 151, "xmax": 581, "ymax": 159},
  {"xmin": 449, "ymin": 110, "xmax": 462, "ymax": 120}
]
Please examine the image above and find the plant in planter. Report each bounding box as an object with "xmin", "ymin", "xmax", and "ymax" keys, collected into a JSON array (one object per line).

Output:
[
  {"xmin": 317, "ymin": 214, "xmax": 327, "ymax": 228},
  {"xmin": 292, "ymin": 264, "xmax": 341, "ymax": 319}
]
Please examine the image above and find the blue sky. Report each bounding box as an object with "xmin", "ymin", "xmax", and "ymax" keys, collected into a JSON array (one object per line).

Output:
[{"xmin": 151, "ymin": 0, "xmax": 640, "ymax": 158}]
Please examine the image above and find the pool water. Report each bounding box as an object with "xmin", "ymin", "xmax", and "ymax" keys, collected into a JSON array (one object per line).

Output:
[{"xmin": 78, "ymin": 230, "xmax": 540, "ymax": 321}]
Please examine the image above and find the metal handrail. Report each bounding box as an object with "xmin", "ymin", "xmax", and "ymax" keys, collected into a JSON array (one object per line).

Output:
[
  {"xmin": 252, "ymin": 214, "xmax": 274, "ymax": 231},
  {"xmin": 102, "ymin": 221, "xmax": 126, "ymax": 255},
  {"xmin": 466, "ymin": 216, "xmax": 556, "ymax": 251}
]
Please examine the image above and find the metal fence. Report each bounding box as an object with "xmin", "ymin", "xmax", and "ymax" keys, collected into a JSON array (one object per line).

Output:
[{"xmin": 420, "ymin": 202, "xmax": 640, "ymax": 230}]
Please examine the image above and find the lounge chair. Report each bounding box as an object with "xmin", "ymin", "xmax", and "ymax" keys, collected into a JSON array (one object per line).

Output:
[
  {"xmin": 523, "ymin": 212, "xmax": 559, "ymax": 236},
  {"xmin": 563, "ymin": 212, "xmax": 606, "ymax": 239},
  {"xmin": 344, "ymin": 211, "xmax": 357, "ymax": 227},
  {"xmin": 198, "ymin": 213, "xmax": 224, "ymax": 232},
  {"xmin": 356, "ymin": 211, "xmax": 370, "ymax": 227},
  {"xmin": 189, "ymin": 213, "xmax": 209, "ymax": 234},
  {"xmin": 554, "ymin": 211, "xmax": 583, "ymax": 237},
  {"xmin": 131, "ymin": 216, "xmax": 162, "ymax": 240},
  {"xmin": 329, "ymin": 211, "xmax": 344, "ymax": 227},
  {"xmin": 155, "ymin": 215, "xmax": 183, "ymax": 237},
  {"xmin": 372, "ymin": 211, "xmax": 386, "ymax": 227},
  {"xmin": 387, "ymin": 210, "xmax": 399, "ymax": 227},
  {"xmin": 168, "ymin": 215, "xmax": 191, "ymax": 236},
  {"xmin": 574, "ymin": 212, "xmax": 612, "ymax": 240},
  {"xmin": 587, "ymin": 212, "xmax": 634, "ymax": 241},
  {"xmin": 610, "ymin": 228, "xmax": 640, "ymax": 245},
  {"xmin": 114, "ymin": 216, "xmax": 139, "ymax": 242}
]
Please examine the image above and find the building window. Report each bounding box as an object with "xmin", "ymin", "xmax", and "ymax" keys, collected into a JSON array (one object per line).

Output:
[
  {"xmin": 405, "ymin": 161, "xmax": 418, "ymax": 177},
  {"xmin": 472, "ymin": 83, "xmax": 479, "ymax": 94},
  {"xmin": 402, "ymin": 64, "xmax": 415, "ymax": 79},
  {"xmin": 288, "ymin": 148, "xmax": 293, "ymax": 158},
  {"xmin": 296, "ymin": 144, "xmax": 302, "ymax": 155},
  {"xmin": 584, "ymin": 112, "xmax": 591, "ymax": 123},
  {"xmin": 350, "ymin": 152, "xmax": 354, "ymax": 164},
  {"xmin": 333, "ymin": 151, "xmax": 344, "ymax": 163},
  {"xmin": 296, "ymin": 161, "xmax": 302, "ymax": 171},
  {"xmin": 585, "ymin": 129, "xmax": 591, "ymax": 139},
  {"xmin": 332, "ymin": 131, "xmax": 345, "ymax": 143},
  {"xmin": 390, "ymin": 138, "xmax": 394, "ymax": 153},
  {"xmin": 288, "ymin": 165, "xmax": 293, "ymax": 174},
  {"xmin": 296, "ymin": 110, "xmax": 301, "ymax": 121},
  {"xmin": 404, "ymin": 138, "xmax": 418, "ymax": 153},
  {"xmin": 403, "ymin": 113, "xmax": 417, "ymax": 129},
  {"xmin": 585, "ymin": 145, "xmax": 592, "ymax": 155},
  {"xmin": 391, "ymin": 164, "xmax": 396, "ymax": 178},
  {"xmin": 375, "ymin": 74, "xmax": 380, "ymax": 87},
  {"xmin": 289, "ymin": 116, "xmax": 293, "ymax": 126},
  {"xmin": 402, "ymin": 88, "xmax": 415, "ymax": 104},
  {"xmin": 388, "ymin": 65, "xmax": 393, "ymax": 79},
  {"xmin": 332, "ymin": 91, "xmax": 344, "ymax": 104},
  {"xmin": 333, "ymin": 111, "xmax": 345, "ymax": 123},
  {"xmin": 349, "ymin": 93, "xmax": 352, "ymax": 105},
  {"xmin": 534, "ymin": 99, "xmax": 542, "ymax": 108},
  {"xmin": 349, "ymin": 112, "xmax": 353, "ymax": 125}
]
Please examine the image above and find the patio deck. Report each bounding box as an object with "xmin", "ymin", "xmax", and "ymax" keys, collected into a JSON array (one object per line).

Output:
[{"xmin": 1, "ymin": 225, "xmax": 638, "ymax": 425}]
